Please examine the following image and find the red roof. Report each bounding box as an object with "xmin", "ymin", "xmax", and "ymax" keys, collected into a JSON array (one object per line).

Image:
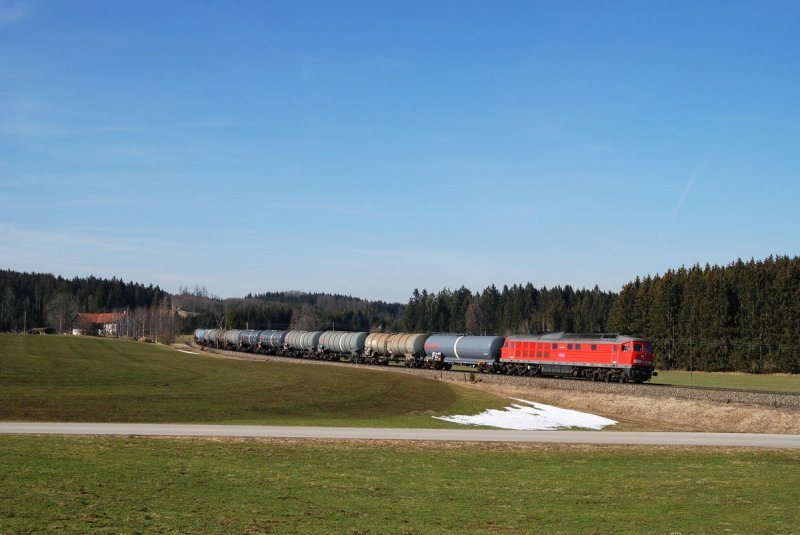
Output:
[{"xmin": 76, "ymin": 312, "xmax": 127, "ymax": 324}]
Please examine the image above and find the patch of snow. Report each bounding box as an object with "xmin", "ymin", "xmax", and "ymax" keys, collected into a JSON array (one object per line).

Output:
[
  {"xmin": 433, "ymin": 398, "xmax": 616, "ymax": 430},
  {"xmin": 178, "ymin": 349, "xmax": 198, "ymax": 355}
]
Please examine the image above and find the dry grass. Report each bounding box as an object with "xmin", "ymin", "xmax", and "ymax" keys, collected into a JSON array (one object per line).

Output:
[
  {"xmin": 460, "ymin": 382, "xmax": 800, "ymax": 434},
  {"xmin": 144, "ymin": 435, "xmax": 787, "ymax": 454}
]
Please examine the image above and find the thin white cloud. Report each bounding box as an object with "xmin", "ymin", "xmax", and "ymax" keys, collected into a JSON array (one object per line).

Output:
[
  {"xmin": 0, "ymin": 0, "xmax": 29, "ymax": 23},
  {"xmin": 0, "ymin": 222, "xmax": 208, "ymax": 293},
  {"xmin": 673, "ymin": 152, "xmax": 711, "ymax": 215},
  {"xmin": 0, "ymin": 119, "xmax": 234, "ymax": 139}
]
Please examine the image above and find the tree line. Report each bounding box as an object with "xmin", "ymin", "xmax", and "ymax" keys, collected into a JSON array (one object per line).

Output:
[
  {"xmin": 402, "ymin": 284, "xmax": 614, "ymax": 336},
  {"xmin": 606, "ymin": 256, "xmax": 800, "ymax": 373},
  {"xmin": 0, "ymin": 270, "xmax": 168, "ymax": 333},
  {"xmin": 173, "ymin": 289, "xmax": 404, "ymax": 334}
]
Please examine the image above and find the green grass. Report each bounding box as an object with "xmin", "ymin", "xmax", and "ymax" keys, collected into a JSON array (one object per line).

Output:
[
  {"xmin": 0, "ymin": 334, "xmax": 507, "ymax": 427},
  {"xmin": 1, "ymin": 436, "xmax": 798, "ymax": 534},
  {"xmin": 651, "ymin": 369, "xmax": 800, "ymax": 392}
]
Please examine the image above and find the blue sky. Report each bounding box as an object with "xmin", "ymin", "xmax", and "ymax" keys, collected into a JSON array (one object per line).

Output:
[{"xmin": 2, "ymin": 1, "xmax": 798, "ymax": 302}]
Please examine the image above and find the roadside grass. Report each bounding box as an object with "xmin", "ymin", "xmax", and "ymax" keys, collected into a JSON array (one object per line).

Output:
[
  {"xmin": 0, "ymin": 334, "xmax": 508, "ymax": 427},
  {"xmin": 651, "ymin": 370, "xmax": 800, "ymax": 392},
  {"xmin": 1, "ymin": 436, "xmax": 798, "ymax": 534}
]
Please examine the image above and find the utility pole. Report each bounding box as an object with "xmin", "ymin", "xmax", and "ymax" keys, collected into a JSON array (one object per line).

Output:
[{"xmin": 23, "ymin": 310, "xmax": 26, "ymax": 333}]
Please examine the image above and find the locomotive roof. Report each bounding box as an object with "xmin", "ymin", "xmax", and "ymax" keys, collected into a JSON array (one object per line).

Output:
[{"xmin": 506, "ymin": 332, "xmax": 642, "ymax": 343}]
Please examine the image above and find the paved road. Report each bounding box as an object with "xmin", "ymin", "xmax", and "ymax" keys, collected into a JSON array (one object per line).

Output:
[{"xmin": 2, "ymin": 422, "xmax": 799, "ymax": 448}]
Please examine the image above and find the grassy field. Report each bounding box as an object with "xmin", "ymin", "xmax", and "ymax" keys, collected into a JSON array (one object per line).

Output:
[
  {"xmin": 651, "ymin": 370, "xmax": 800, "ymax": 392},
  {"xmin": 1, "ymin": 436, "xmax": 797, "ymax": 534},
  {"xmin": 0, "ymin": 334, "xmax": 507, "ymax": 427}
]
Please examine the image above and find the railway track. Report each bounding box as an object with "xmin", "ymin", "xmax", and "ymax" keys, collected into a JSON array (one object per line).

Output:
[{"xmin": 188, "ymin": 343, "xmax": 800, "ymax": 409}]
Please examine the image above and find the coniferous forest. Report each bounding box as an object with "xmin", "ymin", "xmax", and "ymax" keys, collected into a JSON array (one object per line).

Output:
[
  {"xmin": 1, "ymin": 255, "xmax": 799, "ymax": 372},
  {"xmin": 402, "ymin": 256, "xmax": 800, "ymax": 373}
]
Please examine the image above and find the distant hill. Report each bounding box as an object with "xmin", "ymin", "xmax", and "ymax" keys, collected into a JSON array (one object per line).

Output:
[{"xmin": 172, "ymin": 290, "xmax": 404, "ymax": 333}]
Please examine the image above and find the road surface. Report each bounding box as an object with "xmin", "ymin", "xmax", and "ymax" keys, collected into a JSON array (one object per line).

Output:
[{"xmin": 2, "ymin": 422, "xmax": 799, "ymax": 448}]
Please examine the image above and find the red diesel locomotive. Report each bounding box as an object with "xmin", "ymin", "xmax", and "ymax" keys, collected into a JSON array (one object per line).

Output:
[{"xmin": 486, "ymin": 332, "xmax": 656, "ymax": 383}]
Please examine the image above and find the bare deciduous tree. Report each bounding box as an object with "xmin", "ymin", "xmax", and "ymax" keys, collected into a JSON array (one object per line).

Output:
[{"xmin": 45, "ymin": 291, "xmax": 77, "ymax": 333}]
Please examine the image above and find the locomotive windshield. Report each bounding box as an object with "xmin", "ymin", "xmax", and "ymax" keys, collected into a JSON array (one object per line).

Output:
[{"xmin": 634, "ymin": 343, "xmax": 642, "ymax": 352}]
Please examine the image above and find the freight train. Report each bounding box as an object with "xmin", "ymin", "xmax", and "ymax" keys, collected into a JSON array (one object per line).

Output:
[{"xmin": 194, "ymin": 328, "xmax": 656, "ymax": 383}]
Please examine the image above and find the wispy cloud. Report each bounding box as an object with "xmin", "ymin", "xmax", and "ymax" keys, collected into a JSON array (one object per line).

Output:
[
  {"xmin": 0, "ymin": 0, "xmax": 29, "ymax": 23},
  {"xmin": 0, "ymin": 222, "xmax": 207, "ymax": 292},
  {"xmin": 1, "ymin": 119, "xmax": 234, "ymax": 139},
  {"xmin": 673, "ymin": 152, "xmax": 711, "ymax": 215}
]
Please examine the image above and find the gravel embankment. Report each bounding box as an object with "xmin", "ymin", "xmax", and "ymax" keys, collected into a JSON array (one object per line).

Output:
[{"xmin": 189, "ymin": 345, "xmax": 800, "ymax": 410}]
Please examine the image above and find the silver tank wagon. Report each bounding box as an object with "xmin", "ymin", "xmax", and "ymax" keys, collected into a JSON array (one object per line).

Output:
[
  {"xmin": 423, "ymin": 334, "xmax": 504, "ymax": 369},
  {"xmin": 284, "ymin": 330, "xmax": 323, "ymax": 356},
  {"xmin": 319, "ymin": 331, "xmax": 368, "ymax": 360},
  {"xmin": 258, "ymin": 330, "xmax": 287, "ymax": 353},
  {"xmin": 193, "ymin": 329, "xmax": 206, "ymax": 344}
]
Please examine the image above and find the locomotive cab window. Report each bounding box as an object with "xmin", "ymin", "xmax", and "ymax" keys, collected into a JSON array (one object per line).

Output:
[
  {"xmin": 552, "ymin": 343, "xmax": 558, "ymax": 349},
  {"xmin": 634, "ymin": 343, "xmax": 642, "ymax": 352},
  {"xmin": 622, "ymin": 345, "xmax": 630, "ymax": 352},
  {"xmin": 567, "ymin": 343, "xmax": 573, "ymax": 350},
  {"xmin": 575, "ymin": 344, "xmax": 581, "ymax": 350},
  {"xmin": 591, "ymin": 344, "xmax": 597, "ymax": 350}
]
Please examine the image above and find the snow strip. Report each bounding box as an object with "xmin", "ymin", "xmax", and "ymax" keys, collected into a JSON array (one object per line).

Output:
[
  {"xmin": 433, "ymin": 398, "xmax": 617, "ymax": 430},
  {"xmin": 178, "ymin": 349, "xmax": 198, "ymax": 355}
]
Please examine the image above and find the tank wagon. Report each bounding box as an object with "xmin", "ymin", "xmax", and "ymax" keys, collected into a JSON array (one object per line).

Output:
[
  {"xmin": 424, "ymin": 335, "xmax": 505, "ymax": 370},
  {"xmin": 258, "ymin": 330, "xmax": 287, "ymax": 353},
  {"xmin": 363, "ymin": 332, "xmax": 427, "ymax": 365},
  {"xmin": 223, "ymin": 329, "xmax": 242, "ymax": 349},
  {"xmin": 284, "ymin": 330, "xmax": 323, "ymax": 357},
  {"xmin": 204, "ymin": 329, "xmax": 220, "ymax": 345},
  {"xmin": 193, "ymin": 329, "xmax": 206, "ymax": 344},
  {"xmin": 318, "ymin": 331, "xmax": 368, "ymax": 361},
  {"xmin": 238, "ymin": 330, "xmax": 261, "ymax": 349},
  {"xmin": 192, "ymin": 328, "xmax": 655, "ymax": 383}
]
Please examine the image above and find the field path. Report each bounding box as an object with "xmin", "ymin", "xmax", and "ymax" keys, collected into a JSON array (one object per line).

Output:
[{"xmin": 2, "ymin": 422, "xmax": 799, "ymax": 448}]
